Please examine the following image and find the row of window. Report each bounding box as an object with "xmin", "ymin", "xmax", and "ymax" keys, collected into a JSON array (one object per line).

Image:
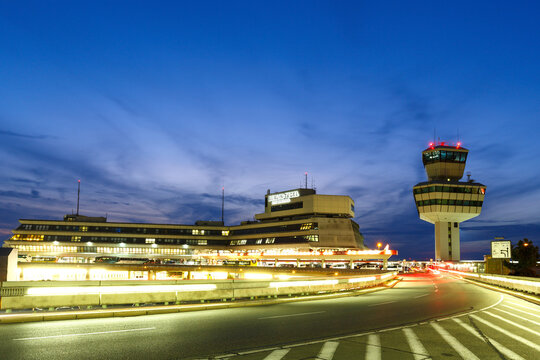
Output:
[
  {"xmin": 270, "ymin": 201, "xmax": 304, "ymax": 212},
  {"xmin": 416, "ymin": 200, "xmax": 483, "ymax": 207},
  {"xmin": 17, "ymin": 222, "xmax": 318, "ymax": 236},
  {"xmin": 423, "ymin": 150, "xmax": 468, "ymax": 165},
  {"xmin": 13, "ymin": 244, "xmax": 189, "ymax": 255},
  {"xmin": 232, "ymin": 222, "xmax": 318, "ymax": 235},
  {"xmin": 229, "ymin": 235, "xmax": 319, "ymax": 246},
  {"xmin": 414, "ymin": 186, "xmax": 485, "ymax": 195}
]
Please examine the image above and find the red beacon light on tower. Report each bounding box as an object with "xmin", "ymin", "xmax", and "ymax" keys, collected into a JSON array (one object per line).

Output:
[
  {"xmin": 456, "ymin": 142, "xmax": 461, "ymax": 149},
  {"xmin": 429, "ymin": 142, "xmax": 434, "ymax": 149}
]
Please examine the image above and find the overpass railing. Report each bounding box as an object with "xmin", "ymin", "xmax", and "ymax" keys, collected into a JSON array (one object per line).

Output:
[
  {"xmin": 0, "ymin": 272, "xmax": 397, "ymax": 310},
  {"xmin": 443, "ymin": 269, "xmax": 540, "ymax": 295}
]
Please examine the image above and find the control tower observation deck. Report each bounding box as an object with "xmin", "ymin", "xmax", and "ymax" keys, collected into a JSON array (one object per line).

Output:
[{"xmin": 413, "ymin": 142, "xmax": 486, "ymax": 261}]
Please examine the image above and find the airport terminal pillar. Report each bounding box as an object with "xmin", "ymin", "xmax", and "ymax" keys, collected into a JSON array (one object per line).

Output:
[
  {"xmin": 434, "ymin": 221, "xmax": 460, "ymax": 261},
  {"xmin": 383, "ymin": 259, "xmax": 387, "ymax": 270},
  {"xmin": 0, "ymin": 248, "xmax": 18, "ymax": 281}
]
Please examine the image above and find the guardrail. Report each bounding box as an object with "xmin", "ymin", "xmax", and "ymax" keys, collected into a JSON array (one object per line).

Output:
[
  {"xmin": 0, "ymin": 272, "xmax": 397, "ymax": 310},
  {"xmin": 443, "ymin": 269, "xmax": 540, "ymax": 295}
]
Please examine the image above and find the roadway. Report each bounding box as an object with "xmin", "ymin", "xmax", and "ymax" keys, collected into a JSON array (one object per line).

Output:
[{"xmin": 0, "ymin": 272, "xmax": 538, "ymax": 359}]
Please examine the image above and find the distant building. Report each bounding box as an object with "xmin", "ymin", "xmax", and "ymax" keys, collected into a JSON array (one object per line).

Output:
[
  {"xmin": 413, "ymin": 142, "xmax": 486, "ymax": 261},
  {"xmin": 4, "ymin": 188, "xmax": 369, "ymax": 265}
]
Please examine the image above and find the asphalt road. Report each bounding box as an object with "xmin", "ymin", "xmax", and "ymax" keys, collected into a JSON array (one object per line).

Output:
[{"xmin": 0, "ymin": 272, "xmax": 538, "ymax": 359}]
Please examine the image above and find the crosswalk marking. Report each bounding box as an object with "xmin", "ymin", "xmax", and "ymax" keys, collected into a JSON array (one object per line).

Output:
[
  {"xmin": 365, "ymin": 334, "xmax": 381, "ymax": 360},
  {"xmin": 318, "ymin": 341, "xmax": 339, "ymax": 360},
  {"xmin": 263, "ymin": 349, "xmax": 290, "ymax": 360},
  {"xmin": 500, "ymin": 304, "xmax": 540, "ymax": 319},
  {"xmin": 483, "ymin": 310, "xmax": 540, "ymax": 336},
  {"xmin": 505, "ymin": 301, "xmax": 540, "ymax": 313},
  {"xmin": 492, "ymin": 307, "xmax": 540, "ymax": 326},
  {"xmin": 431, "ymin": 322, "xmax": 480, "ymax": 360},
  {"xmin": 470, "ymin": 314, "xmax": 540, "ymax": 351},
  {"xmin": 402, "ymin": 328, "xmax": 431, "ymax": 360},
  {"xmin": 453, "ymin": 317, "xmax": 525, "ymax": 360}
]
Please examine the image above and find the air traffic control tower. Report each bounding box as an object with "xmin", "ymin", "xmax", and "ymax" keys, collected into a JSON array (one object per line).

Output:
[{"xmin": 413, "ymin": 141, "xmax": 486, "ymax": 261}]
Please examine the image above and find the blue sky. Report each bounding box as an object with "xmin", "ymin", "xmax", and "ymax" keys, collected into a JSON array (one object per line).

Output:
[{"xmin": 1, "ymin": 1, "xmax": 539, "ymax": 260}]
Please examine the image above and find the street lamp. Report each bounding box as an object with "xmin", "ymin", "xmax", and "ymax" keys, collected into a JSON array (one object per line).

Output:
[{"xmin": 377, "ymin": 242, "xmax": 382, "ymax": 250}]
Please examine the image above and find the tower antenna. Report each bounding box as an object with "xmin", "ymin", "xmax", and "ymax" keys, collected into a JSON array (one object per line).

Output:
[
  {"xmin": 304, "ymin": 172, "xmax": 308, "ymax": 189},
  {"xmin": 76, "ymin": 179, "xmax": 81, "ymax": 216},
  {"xmin": 221, "ymin": 186, "xmax": 225, "ymax": 224}
]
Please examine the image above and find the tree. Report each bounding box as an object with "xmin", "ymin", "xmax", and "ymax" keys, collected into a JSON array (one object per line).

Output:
[{"xmin": 504, "ymin": 238, "xmax": 539, "ymax": 277}]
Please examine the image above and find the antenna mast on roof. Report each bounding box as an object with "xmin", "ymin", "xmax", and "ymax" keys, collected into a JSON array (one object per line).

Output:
[
  {"xmin": 305, "ymin": 172, "xmax": 308, "ymax": 189},
  {"xmin": 221, "ymin": 186, "xmax": 225, "ymax": 224},
  {"xmin": 76, "ymin": 179, "xmax": 81, "ymax": 216}
]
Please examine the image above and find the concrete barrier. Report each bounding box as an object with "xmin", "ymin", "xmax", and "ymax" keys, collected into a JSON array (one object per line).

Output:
[
  {"xmin": 0, "ymin": 272, "xmax": 396, "ymax": 310},
  {"xmin": 444, "ymin": 269, "xmax": 540, "ymax": 295}
]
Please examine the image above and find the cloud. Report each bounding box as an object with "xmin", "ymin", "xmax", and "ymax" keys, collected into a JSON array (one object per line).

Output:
[{"xmin": 0, "ymin": 129, "xmax": 55, "ymax": 140}]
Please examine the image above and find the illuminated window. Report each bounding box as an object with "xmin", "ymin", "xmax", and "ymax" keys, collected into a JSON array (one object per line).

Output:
[
  {"xmin": 145, "ymin": 238, "xmax": 156, "ymax": 244},
  {"xmin": 300, "ymin": 223, "xmax": 313, "ymax": 230},
  {"xmin": 265, "ymin": 238, "xmax": 275, "ymax": 244},
  {"xmin": 80, "ymin": 226, "xmax": 88, "ymax": 232},
  {"xmin": 71, "ymin": 236, "xmax": 81, "ymax": 242},
  {"xmin": 222, "ymin": 230, "xmax": 230, "ymax": 236},
  {"xmin": 192, "ymin": 229, "xmax": 205, "ymax": 235}
]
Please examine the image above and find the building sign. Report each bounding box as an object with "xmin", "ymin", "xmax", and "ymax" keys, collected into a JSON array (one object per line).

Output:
[
  {"xmin": 491, "ymin": 240, "xmax": 511, "ymax": 259},
  {"xmin": 268, "ymin": 190, "xmax": 300, "ymax": 205}
]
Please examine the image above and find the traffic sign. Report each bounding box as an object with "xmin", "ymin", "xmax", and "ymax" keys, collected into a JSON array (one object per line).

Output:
[{"xmin": 491, "ymin": 240, "xmax": 511, "ymax": 259}]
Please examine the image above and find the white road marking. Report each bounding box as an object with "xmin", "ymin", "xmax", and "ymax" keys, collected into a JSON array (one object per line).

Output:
[
  {"xmin": 413, "ymin": 294, "xmax": 430, "ymax": 299},
  {"xmin": 318, "ymin": 341, "xmax": 339, "ymax": 360},
  {"xmin": 453, "ymin": 317, "xmax": 525, "ymax": 360},
  {"xmin": 492, "ymin": 307, "xmax": 540, "ymax": 326},
  {"xmin": 483, "ymin": 310, "xmax": 540, "ymax": 336},
  {"xmin": 470, "ymin": 314, "xmax": 540, "ymax": 351},
  {"xmin": 13, "ymin": 327, "xmax": 156, "ymax": 341},
  {"xmin": 263, "ymin": 349, "xmax": 290, "ymax": 360},
  {"xmin": 431, "ymin": 322, "xmax": 480, "ymax": 360},
  {"xmin": 500, "ymin": 304, "xmax": 540, "ymax": 319},
  {"xmin": 402, "ymin": 328, "xmax": 431, "ymax": 360},
  {"xmin": 258, "ymin": 311, "xmax": 325, "ymax": 319},
  {"xmin": 504, "ymin": 301, "xmax": 540, "ymax": 313},
  {"xmin": 368, "ymin": 301, "xmax": 396, "ymax": 307},
  {"xmin": 365, "ymin": 334, "xmax": 381, "ymax": 360}
]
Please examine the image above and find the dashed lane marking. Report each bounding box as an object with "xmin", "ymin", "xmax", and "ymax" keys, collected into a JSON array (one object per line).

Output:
[
  {"xmin": 469, "ymin": 314, "xmax": 540, "ymax": 351},
  {"xmin": 365, "ymin": 334, "xmax": 381, "ymax": 360},
  {"xmin": 500, "ymin": 304, "xmax": 540, "ymax": 319},
  {"xmin": 402, "ymin": 327, "xmax": 431, "ymax": 360},
  {"xmin": 258, "ymin": 311, "xmax": 325, "ymax": 320},
  {"xmin": 491, "ymin": 307, "xmax": 540, "ymax": 326},
  {"xmin": 483, "ymin": 311, "xmax": 540, "ymax": 336},
  {"xmin": 263, "ymin": 349, "xmax": 290, "ymax": 360},
  {"xmin": 431, "ymin": 322, "xmax": 480, "ymax": 360},
  {"xmin": 453, "ymin": 317, "xmax": 525, "ymax": 360},
  {"xmin": 317, "ymin": 341, "xmax": 339, "ymax": 360},
  {"xmin": 368, "ymin": 301, "xmax": 396, "ymax": 307}
]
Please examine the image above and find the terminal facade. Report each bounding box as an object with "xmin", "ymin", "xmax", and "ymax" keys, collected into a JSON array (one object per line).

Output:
[
  {"xmin": 4, "ymin": 188, "xmax": 377, "ymax": 269},
  {"xmin": 413, "ymin": 142, "xmax": 486, "ymax": 261}
]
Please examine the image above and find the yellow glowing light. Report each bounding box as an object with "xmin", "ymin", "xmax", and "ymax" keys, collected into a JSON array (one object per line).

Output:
[
  {"xmin": 269, "ymin": 280, "xmax": 338, "ymax": 288},
  {"xmin": 27, "ymin": 284, "xmax": 217, "ymax": 296},
  {"xmin": 244, "ymin": 273, "xmax": 273, "ymax": 280},
  {"xmin": 348, "ymin": 276, "xmax": 376, "ymax": 283}
]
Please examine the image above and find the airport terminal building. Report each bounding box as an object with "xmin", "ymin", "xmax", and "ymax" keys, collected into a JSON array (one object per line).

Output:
[{"xmin": 4, "ymin": 188, "xmax": 372, "ymax": 267}]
